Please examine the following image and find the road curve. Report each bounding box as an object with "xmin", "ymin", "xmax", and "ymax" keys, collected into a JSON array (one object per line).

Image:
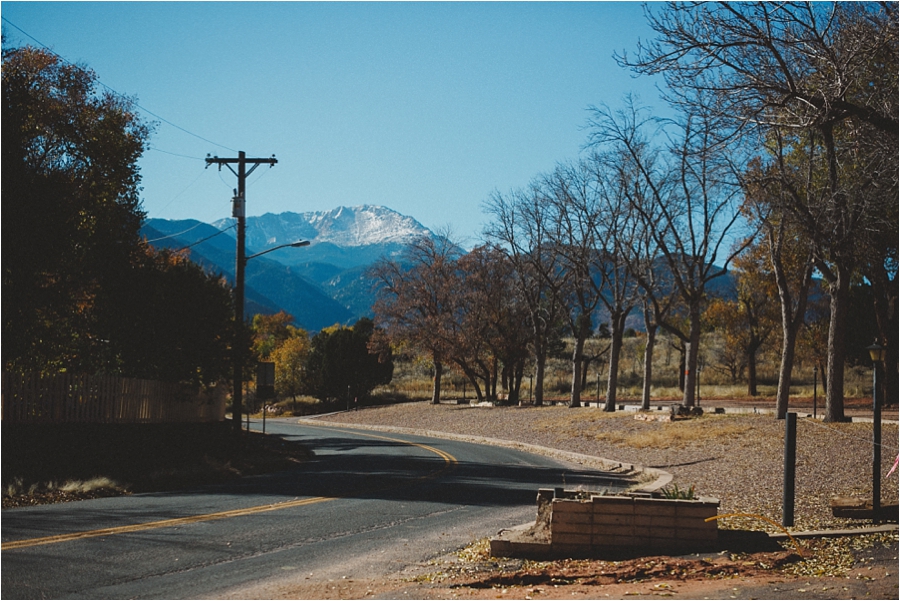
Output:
[{"xmin": 2, "ymin": 420, "xmax": 630, "ymax": 599}]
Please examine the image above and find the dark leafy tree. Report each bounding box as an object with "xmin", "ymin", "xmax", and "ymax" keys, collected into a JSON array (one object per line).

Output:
[
  {"xmin": 304, "ymin": 318, "xmax": 393, "ymax": 404},
  {"xmin": 3, "ymin": 44, "xmax": 233, "ymax": 388},
  {"xmin": 2, "ymin": 44, "xmax": 151, "ymax": 373},
  {"xmin": 104, "ymin": 247, "xmax": 233, "ymax": 386}
]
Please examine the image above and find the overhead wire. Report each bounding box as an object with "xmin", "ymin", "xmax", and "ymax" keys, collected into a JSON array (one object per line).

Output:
[
  {"xmin": 1, "ymin": 16, "xmax": 237, "ymax": 153},
  {"xmin": 147, "ymin": 168, "xmax": 210, "ymax": 220},
  {"xmin": 152, "ymin": 223, "xmax": 237, "ymax": 252},
  {"xmin": 145, "ymin": 220, "xmax": 210, "ymax": 243},
  {"xmin": 147, "ymin": 146, "xmax": 207, "ymax": 161}
]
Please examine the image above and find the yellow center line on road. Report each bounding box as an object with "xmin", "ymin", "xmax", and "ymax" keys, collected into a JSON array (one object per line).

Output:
[
  {"xmin": 2, "ymin": 495, "xmax": 336, "ymax": 551},
  {"xmin": 305, "ymin": 424, "xmax": 459, "ymax": 480},
  {"xmin": 3, "ymin": 424, "xmax": 457, "ymax": 552}
]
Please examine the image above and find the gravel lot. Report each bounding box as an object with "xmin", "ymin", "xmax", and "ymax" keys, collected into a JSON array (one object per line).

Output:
[{"xmin": 316, "ymin": 401, "xmax": 899, "ymax": 533}]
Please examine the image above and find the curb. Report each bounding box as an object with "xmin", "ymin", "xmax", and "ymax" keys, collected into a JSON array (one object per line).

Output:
[
  {"xmin": 296, "ymin": 416, "xmax": 673, "ymax": 492},
  {"xmin": 768, "ymin": 523, "xmax": 898, "ymax": 540}
]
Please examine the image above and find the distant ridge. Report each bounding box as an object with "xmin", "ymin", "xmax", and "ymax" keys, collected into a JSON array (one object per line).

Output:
[{"xmin": 142, "ymin": 205, "xmax": 440, "ymax": 330}]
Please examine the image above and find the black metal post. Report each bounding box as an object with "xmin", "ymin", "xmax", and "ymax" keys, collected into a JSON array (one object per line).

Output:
[
  {"xmin": 813, "ymin": 365, "xmax": 818, "ymax": 419},
  {"xmin": 872, "ymin": 361, "xmax": 882, "ymax": 524},
  {"xmin": 783, "ymin": 412, "xmax": 797, "ymax": 527}
]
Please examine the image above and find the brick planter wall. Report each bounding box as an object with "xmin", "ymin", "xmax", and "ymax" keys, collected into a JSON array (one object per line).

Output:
[{"xmin": 549, "ymin": 492, "xmax": 720, "ymax": 555}]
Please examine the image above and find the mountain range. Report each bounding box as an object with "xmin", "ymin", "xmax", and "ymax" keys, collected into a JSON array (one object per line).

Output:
[
  {"xmin": 142, "ymin": 205, "xmax": 434, "ymax": 331},
  {"xmin": 142, "ymin": 204, "xmax": 742, "ymax": 334}
]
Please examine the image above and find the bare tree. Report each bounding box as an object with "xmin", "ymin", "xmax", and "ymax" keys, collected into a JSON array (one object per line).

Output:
[
  {"xmin": 541, "ymin": 163, "xmax": 608, "ymax": 408},
  {"xmin": 742, "ymin": 163, "xmax": 816, "ymax": 419},
  {"xmin": 620, "ymin": 1, "xmax": 898, "ymax": 421},
  {"xmin": 587, "ymin": 99, "xmax": 750, "ymax": 407},
  {"xmin": 484, "ymin": 185, "xmax": 567, "ymax": 406},
  {"xmin": 456, "ymin": 245, "xmax": 532, "ymax": 404},
  {"xmin": 586, "ymin": 155, "xmax": 642, "ymax": 411},
  {"xmin": 371, "ymin": 235, "xmax": 461, "ymax": 404}
]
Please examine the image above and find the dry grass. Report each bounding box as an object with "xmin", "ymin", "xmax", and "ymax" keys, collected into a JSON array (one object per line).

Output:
[
  {"xmin": 57, "ymin": 476, "xmax": 124, "ymax": 495},
  {"xmin": 372, "ymin": 332, "xmax": 877, "ymax": 405},
  {"xmin": 597, "ymin": 419, "xmax": 751, "ymax": 449},
  {"xmin": 531, "ymin": 410, "xmax": 757, "ymax": 450}
]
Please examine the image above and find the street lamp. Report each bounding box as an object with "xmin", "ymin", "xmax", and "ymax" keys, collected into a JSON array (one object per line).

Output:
[
  {"xmin": 232, "ymin": 239, "xmax": 310, "ymax": 436},
  {"xmin": 245, "ymin": 240, "xmax": 310, "ymax": 261},
  {"xmin": 866, "ymin": 341, "xmax": 886, "ymax": 523}
]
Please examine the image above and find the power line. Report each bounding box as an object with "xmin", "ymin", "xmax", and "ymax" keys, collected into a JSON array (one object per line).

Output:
[
  {"xmin": 152, "ymin": 223, "xmax": 237, "ymax": 252},
  {"xmin": 147, "ymin": 146, "xmax": 207, "ymax": 161},
  {"xmin": 148, "ymin": 167, "xmax": 211, "ymax": 217},
  {"xmin": 1, "ymin": 16, "xmax": 237, "ymax": 153},
  {"xmin": 145, "ymin": 220, "xmax": 208, "ymax": 243}
]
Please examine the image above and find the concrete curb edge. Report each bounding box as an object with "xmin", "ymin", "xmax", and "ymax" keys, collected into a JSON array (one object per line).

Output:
[{"xmin": 296, "ymin": 416, "xmax": 673, "ymax": 492}]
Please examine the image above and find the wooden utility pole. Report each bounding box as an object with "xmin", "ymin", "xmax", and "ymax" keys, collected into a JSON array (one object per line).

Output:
[{"xmin": 205, "ymin": 151, "xmax": 277, "ymax": 435}]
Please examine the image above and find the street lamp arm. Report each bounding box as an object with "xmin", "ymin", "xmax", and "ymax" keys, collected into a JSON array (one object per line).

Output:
[{"xmin": 245, "ymin": 240, "xmax": 310, "ymax": 261}]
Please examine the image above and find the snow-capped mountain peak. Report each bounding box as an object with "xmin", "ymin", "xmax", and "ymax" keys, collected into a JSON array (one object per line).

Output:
[{"xmin": 213, "ymin": 205, "xmax": 432, "ymax": 249}]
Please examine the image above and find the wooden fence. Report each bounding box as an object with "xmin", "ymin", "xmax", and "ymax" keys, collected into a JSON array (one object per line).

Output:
[{"xmin": 1, "ymin": 372, "xmax": 226, "ymax": 424}]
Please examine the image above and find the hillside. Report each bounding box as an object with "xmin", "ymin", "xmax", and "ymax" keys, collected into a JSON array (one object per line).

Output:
[{"xmin": 142, "ymin": 205, "xmax": 436, "ymax": 330}]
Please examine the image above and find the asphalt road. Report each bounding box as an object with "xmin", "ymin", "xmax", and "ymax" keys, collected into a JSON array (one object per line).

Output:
[{"xmin": 1, "ymin": 420, "xmax": 629, "ymax": 599}]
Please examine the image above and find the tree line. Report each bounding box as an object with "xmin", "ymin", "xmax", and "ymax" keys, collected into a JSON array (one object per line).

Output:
[
  {"xmin": 248, "ymin": 312, "xmax": 392, "ymax": 408},
  {"xmin": 2, "ymin": 44, "xmax": 234, "ymax": 388},
  {"xmin": 372, "ymin": 2, "xmax": 897, "ymax": 423}
]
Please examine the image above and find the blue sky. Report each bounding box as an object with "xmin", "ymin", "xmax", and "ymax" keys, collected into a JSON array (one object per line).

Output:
[{"xmin": 2, "ymin": 1, "xmax": 667, "ymax": 245}]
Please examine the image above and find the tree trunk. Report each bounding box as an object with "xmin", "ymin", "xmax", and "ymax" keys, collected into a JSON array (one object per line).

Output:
[
  {"xmin": 870, "ymin": 265, "xmax": 898, "ymax": 408},
  {"xmin": 580, "ymin": 357, "xmax": 591, "ymax": 393},
  {"xmin": 508, "ymin": 359, "xmax": 524, "ymax": 405},
  {"xmin": 682, "ymin": 304, "xmax": 701, "ymax": 407},
  {"xmin": 824, "ymin": 265, "xmax": 850, "ymax": 422},
  {"xmin": 570, "ymin": 333, "xmax": 585, "ymax": 407},
  {"xmin": 775, "ymin": 326, "xmax": 798, "ymax": 419},
  {"xmin": 457, "ymin": 363, "xmax": 484, "ymax": 402},
  {"xmin": 773, "ymin": 256, "xmax": 812, "ymax": 419},
  {"xmin": 489, "ymin": 357, "xmax": 498, "ymax": 402},
  {"xmin": 641, "ymin": 323, "xmax": 657, "ymax": 411},
  {"xmin": 747, "ymin": 351, "xmax": 758, "ymax": 397},
  {"xmin": 431, "ymin": 359, "xmax": 443, "ymax": 404},
  {"xmin": 534, "ymin": 351, "xmax": 546, "ymax": 406},
  {"xmin": 604, "ymin": 313, "xmax": 626, "ymax": 412}
]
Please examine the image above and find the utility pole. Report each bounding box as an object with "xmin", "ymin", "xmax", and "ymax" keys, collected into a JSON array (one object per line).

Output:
[{"xmin": 206, "ymin": 151, "xmax": 277, "ymax": 436}]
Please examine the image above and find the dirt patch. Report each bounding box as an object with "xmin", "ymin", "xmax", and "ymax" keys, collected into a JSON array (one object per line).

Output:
[{"xmin": 246, "ymin": 535, "xmax": 898, "ymax": 600}]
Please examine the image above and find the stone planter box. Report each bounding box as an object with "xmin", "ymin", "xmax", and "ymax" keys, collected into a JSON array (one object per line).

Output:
[
  {"xmin": 548, "ymin": 489, "xmax": 720, "ymax": 555},
  {"xmin": 491, "ymin": 488, "xmax": 720, "ymax": 558}
]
